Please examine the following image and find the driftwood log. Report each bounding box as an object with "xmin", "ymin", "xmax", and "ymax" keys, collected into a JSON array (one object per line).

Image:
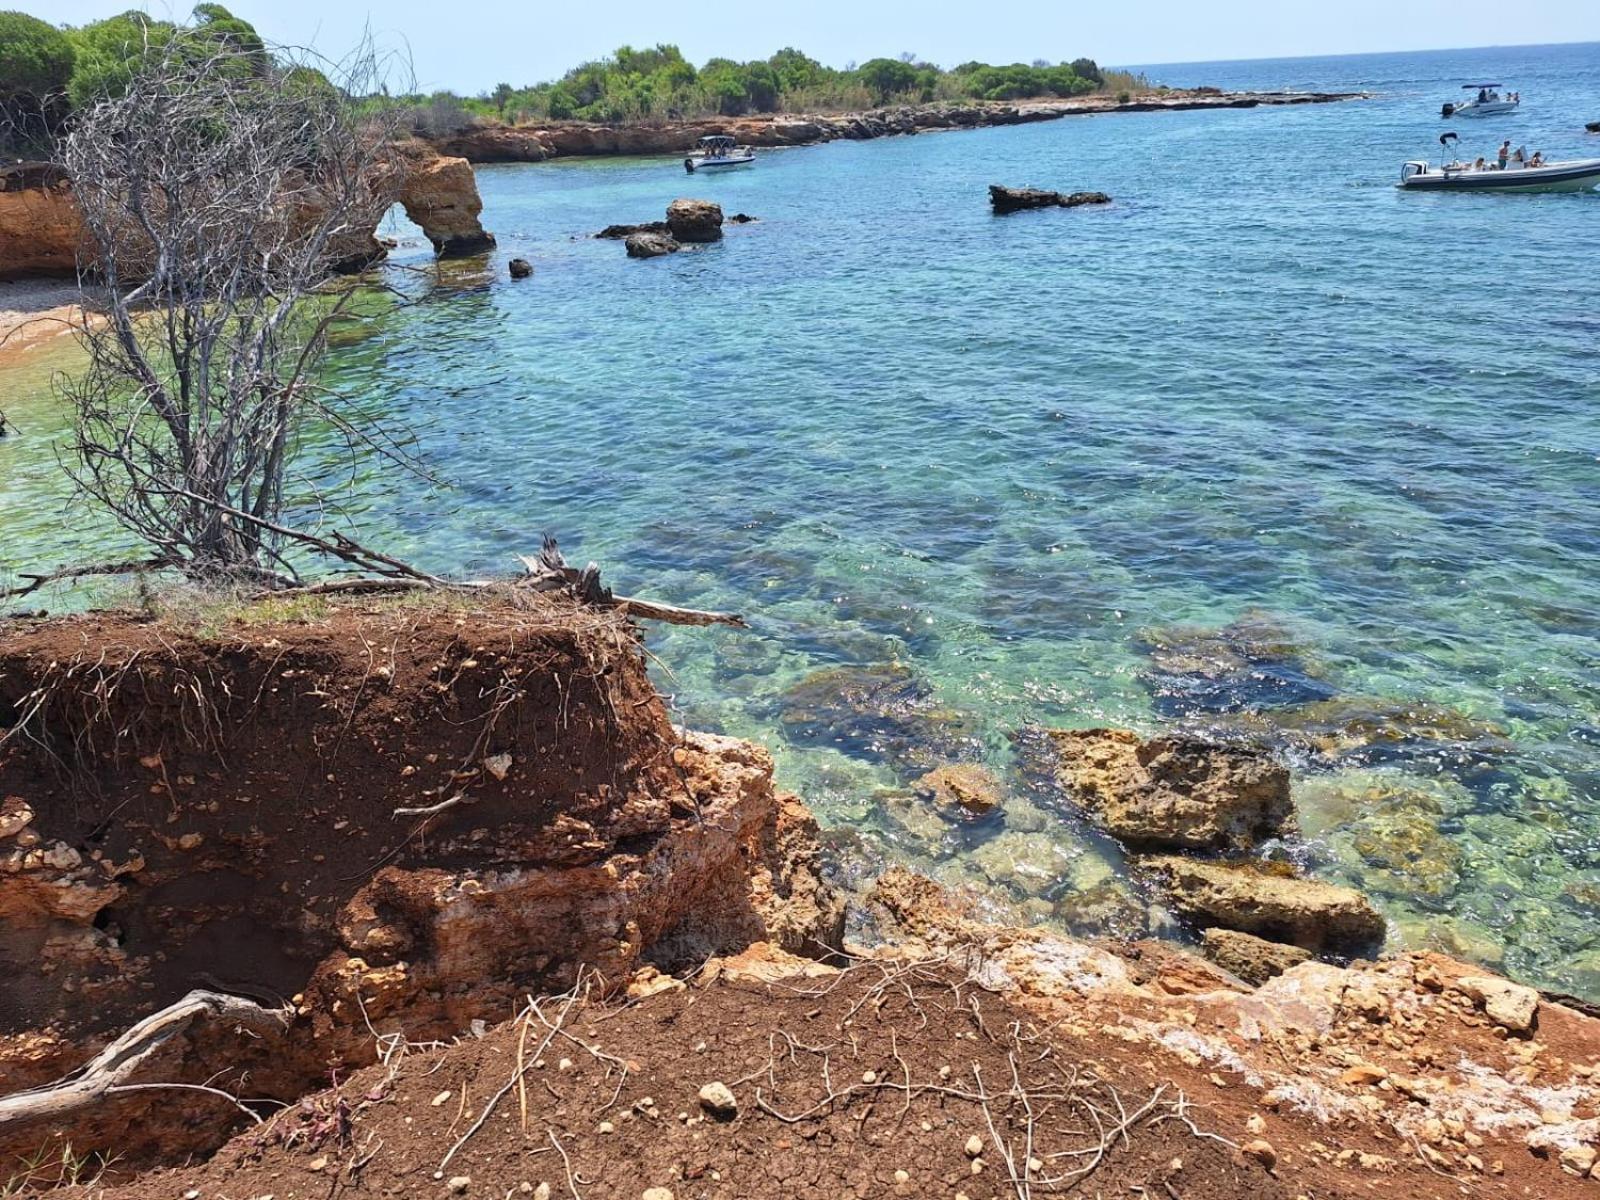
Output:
[{"xmin": 0, "ymin": 989, "xmax": 290, "ymax": 1131}]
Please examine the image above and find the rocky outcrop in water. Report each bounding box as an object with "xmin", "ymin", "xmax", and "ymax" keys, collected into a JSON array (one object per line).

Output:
[
  {"xmin": 989, "ymin": 184, "xmax": 1112, "ymax": 213},
  {"xmin": 392, "ymin": 144, "xmax": 496, "ymax": 257},
  {"xmin": 1142, "ymin": 855, "xmax": 1387, "ymax": 952},
  {"xmin": 625, "ymin": 230, "xmax": 681, "ymax": 258},
  {"xmin": 666, "ymin": 197, "xmax": 723, "ymax": 243},
  {"xmin": 1050, "ymin": 728, "xmax": 1293, "ymax": 851}
]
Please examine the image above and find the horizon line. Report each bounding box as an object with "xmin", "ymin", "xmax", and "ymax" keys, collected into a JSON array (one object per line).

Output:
[{"xmin": 1126, "ymin": 36, "xmax": 1598, "ymax": 71}]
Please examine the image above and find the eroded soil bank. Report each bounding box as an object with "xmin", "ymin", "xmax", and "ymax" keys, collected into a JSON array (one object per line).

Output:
[{"xmin": 3, "ymin": 592, "xmax": 1599, "ymax": 1199}]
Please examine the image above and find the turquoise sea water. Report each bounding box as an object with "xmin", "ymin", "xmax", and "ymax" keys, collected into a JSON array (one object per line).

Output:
[{"xmin": 4, "ymin": 43, "xmax": 1599, "ymax": 994}]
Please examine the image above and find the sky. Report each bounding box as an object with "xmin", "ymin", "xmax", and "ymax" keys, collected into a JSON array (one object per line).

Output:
[{"xmin": 32, "ymin": 1, "xmax": 1600, "ymax": 94}]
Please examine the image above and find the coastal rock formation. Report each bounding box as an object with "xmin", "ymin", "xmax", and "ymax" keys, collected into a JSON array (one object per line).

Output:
[
  {"xmin": 0, "ymin": 596, "xmax": 840, "ymax": 1167},
  {"xmin": 393, "ymin": 146, "xmax": 496, "ymax": 257},
  {"xmin": 597, "ymin": 220, "xmax": 670, "ymax": 239},
  {"xmin": 989, "ymin": 184, "xmax": 1112, "ymax": 213},
  {"xmin": 1141, "ymin": 855, "xmax": 1387, "ymax": 952},
  {"xmin": 666, "ymin": 197, "xmax": 724, "ymax": 243},
  {"xmin": 0, "ymin": 144, "xmax": 495, "ymax": 281},
  {"xmin": 912, "ymin": 762, "xmax": 1002, "ymax": 820},
  {"xmin": 1201, "ymin": 927, "xmax": 1312, "ymax": 985},
  {"xmin": 426, "ymin": 92, "xmax": 1366, "ymax": 164},
  {"xmin": 1049, "ymin": 728, "xmax": 1293, "ymax": 851},
  {"xmin": 625, "ymin": 231, "xmax": 681, "ymax": 258},
  {"xmin": 508, "ymin": 257, "xmax": 532, "ymax": 278},
  {"xmin": 0, "ymin": 163, "xmax": 82, "ymax": 279}
]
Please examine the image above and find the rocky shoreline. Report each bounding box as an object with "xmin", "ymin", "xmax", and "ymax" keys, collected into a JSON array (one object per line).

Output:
[
  {"xmin": 427, "ymin": 89, "xmax": 1366, "ymax": 162},
  {"xmin": 3, "ymin": 592, "xmax": 1599, "ymax": 1197}
]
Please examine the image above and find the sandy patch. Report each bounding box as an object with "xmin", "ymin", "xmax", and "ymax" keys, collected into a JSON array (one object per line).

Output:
[{"xmin": 0, "ymin": 278, "xmax": 88, "ymax": 359}]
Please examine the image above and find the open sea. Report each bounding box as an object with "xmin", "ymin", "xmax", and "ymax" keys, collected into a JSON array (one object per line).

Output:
[{"xmin": 4, "ymin": 42, "xmax": 1598, "ymax": 996}]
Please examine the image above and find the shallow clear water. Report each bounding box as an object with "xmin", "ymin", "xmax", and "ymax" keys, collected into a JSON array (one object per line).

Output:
[{"xmin": 4, "ymin": 43, "xmax": 1599, "ymax": 995}]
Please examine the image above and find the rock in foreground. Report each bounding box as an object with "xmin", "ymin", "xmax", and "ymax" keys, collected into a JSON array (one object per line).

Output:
[
  {"xmin": 1142, "ymin": 855, "xmax": 1386, "ymax": 952},
  {"xmin": 1050, "ymin": 728, "xmax": 1293, "ymax": 852},
  {"xmin": 626, "ymin": 231, "xmax": 681, "ymax": 258},
  {"xmin": 666, "ymin": 198, "xmax": 724, "ymax": 242},
  {"xmin": 1201, "ymin": 927, "xmax": 1312, "ymax": 985},
  {"xmin": 989, "ymin": 184, "xmax": 1112, "ymax": 213}
]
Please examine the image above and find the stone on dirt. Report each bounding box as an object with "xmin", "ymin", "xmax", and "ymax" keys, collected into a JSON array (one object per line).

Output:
[
  {"xmin": 1143, "ymin": 855, "xmax": 1386, "ymax": 953},
  {"xmin": 1458, "ymin": 976, "xmax": 1539, "ymax": 1034},
  {"xmin": 697, "ymin": 1080, "xmax": 738, "ymax": 1119},
  {"xmin": 1050, "ymin": 728, "xmax": 1293, "ymax": 852},
  {"xmin": 1200, "ymin": 928, "xmax": 1312, "ymax": 986},
  {"xmin": 666, "ymin": 198, "xmax": 724, "ymax": 243}
]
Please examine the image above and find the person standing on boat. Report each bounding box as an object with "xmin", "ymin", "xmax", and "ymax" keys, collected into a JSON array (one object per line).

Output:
[{"xmin": 1497, "ymin": 140, "xmax": 1512, "ymax": 169}]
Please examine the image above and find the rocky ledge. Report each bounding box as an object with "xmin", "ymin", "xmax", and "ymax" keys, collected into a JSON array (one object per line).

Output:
[{"xmin": 427, "ymin": 89, "xmax": 1366, "ymax": 163}]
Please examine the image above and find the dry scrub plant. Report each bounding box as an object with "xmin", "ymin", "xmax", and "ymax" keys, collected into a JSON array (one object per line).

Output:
[{"xmin": 53, "ymin": 38, "xmax": 416, "ymax": 588}]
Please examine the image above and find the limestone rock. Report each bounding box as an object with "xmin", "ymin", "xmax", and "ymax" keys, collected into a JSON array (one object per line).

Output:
[
  {"xmin": 625, "ymin": 231, "xmax": 681, "ymax": 258},
  {"xmin": 596, "ymin": 221, "xmax": 669, "ymax": 239},
  {"xmin": 989, "ymin": 184, "xmax": 1111, "ymax": 213},
  {"xmin": 1200, "ymin": 928, "xmax": 1312, "ymax": 986},
  {"xmin": 1458, "ymin": 976, "xmax": 1539, "ymax": 1034},
  {"xmin": 913, "ymin": 763, "xmax": 1002, "ymax": 820},
  {"xmin": 508, "ymin": 259, "xmax": 532, "ymax": 279},
  {"xmin": 0, "ymin": 164, "xmax": 81, "ymax": 280},
  {"xmin": 697, "ymin": 1080, "xmax": 737, "ymax": 1119},
  {"xmin": 665, "ymin": 198, "xmax": 723, "ymax": 243},
  {"xmin": 1142, "ymin": 856, "xmax": 1386, "ymax": 952},
  {"xmin": 1050, "ymin": 877, "xmax": 1148, "ymax": 939},
  {"xmin": 1049, "ymin": 729, "xmax": 1293, "ymax": 852},
  {"xmin": 396, "ymin": 151, "xmax": 496, "ymax": 257}
]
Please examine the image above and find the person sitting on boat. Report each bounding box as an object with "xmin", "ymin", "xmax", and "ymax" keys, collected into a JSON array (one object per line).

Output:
[
  {"xmin": 1497, "ymin": 140, "xmax": 1511, "ymax": 169},
  {"xmin": 1478, "ymin": 88, "xmax": 1489, "ymax": 103},
  {"xmin": 1473, "ymin": 156, "xmax": 1487, "ymax": 170},
  {"xmin": 1530, "ymin": 150, "xmax": 1545, "ymax": 167}
]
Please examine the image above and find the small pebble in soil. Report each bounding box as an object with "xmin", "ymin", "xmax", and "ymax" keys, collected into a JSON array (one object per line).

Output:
[
  {"xmin": 642, "ymin": 1190, "xmax": 675, "ymax": 1200},
  {"xmin": 862, "ymin": 1070, "xmax": 877, "ymax": 1084},
  {"xmin": 447, "ymin": 1178, "xmax": 471, "ymax": 1194},
  {"xmin": 698, "ymin": 1081, "xmax": 738, "ymax": 1119},
  {"xmin": 893, "ymin": 1170, "xmax": 909, "ymax": 1183},
  {"xmin": 558, "ymin": 1057, "xmax": 573, "ymax": 1071},
  {"xmin": 965, "ymin": 1135, "xmax": 984, "ymax": 1157},
  {"xmin": 598, "ymin": 1121, "xmax": 615, "ymax": 1134}
]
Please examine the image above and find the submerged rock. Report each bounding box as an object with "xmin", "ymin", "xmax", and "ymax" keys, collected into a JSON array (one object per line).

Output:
[
  {"xmin": 1298, "ymin": 771, "xmax": 1468, "ymax": 904},
  {"xmin": 1136, "ymin": 611, "xmax": 1333, "ymax": 717},
  {"xmin": 1201, "ymin": 928, "xmax": 1312, "ymax": 986},
  {"xmin": 666, "ymin": 198, "xmax": 724, "ymax": 243},
  {"xmin": 913, "ymin": 762, "xmax": 1003, "ymax": 821},
  {"xmin": 508, "ymin": 258, "xmax": 532, "ymax": 279},
  {"xmin": 1256, "ymin": 696, "xmax": 1512, "ymax": 765},
  {"xmin": 596, "ymin": 221, "xmax": 670, "ymax": 239},
  {"xmin": 989, "ymin": 184, "xmax": 1112, "ymax": 213},
  {"xmin": 1050, "ymin": 877, "xmax": 1148, "ymax": 939},
  {"xmin": 625, "ymin": 231, "xmax": 681, "ymax": 258},
  {"xmin": 1049, "ymin": 728, "xmax": 1293, "ymax": 852},
  {"xmin": 1141, "ymin": 855, "xmax": 1386, "ymax": 953},
  {"xmin": 777, "ymin": 663, "xmax": 981, "ymax": 776}
]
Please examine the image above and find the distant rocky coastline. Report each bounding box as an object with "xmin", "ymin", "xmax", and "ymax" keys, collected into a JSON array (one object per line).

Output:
[{"xmin": 426, "ymin": 88, "xmax": 1366, "ymax": 162}]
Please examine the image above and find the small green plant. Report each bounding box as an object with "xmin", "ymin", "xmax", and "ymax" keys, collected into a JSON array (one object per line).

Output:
[{"xmin": 1, "ymin": 1141, "xmax": 119, "ymax": 1195}]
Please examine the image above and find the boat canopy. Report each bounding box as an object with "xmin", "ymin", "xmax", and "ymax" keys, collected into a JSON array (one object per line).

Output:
[
  {"xmin": 698, "ymin": 135, "xmax": 737, "ymax": 148},
  {"xmin": 1462, "ymin": 82, "xmax": 1503, "ymax": 89}
]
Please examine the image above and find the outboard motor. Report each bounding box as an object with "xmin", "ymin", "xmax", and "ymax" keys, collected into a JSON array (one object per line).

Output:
[
  {"xmin": 1441, "ymin": 102, "xmax": 1456, "ymax": 118},
  {"xmin": 684, "ymin": 157, "xmax": 695, "ymax": 174}
]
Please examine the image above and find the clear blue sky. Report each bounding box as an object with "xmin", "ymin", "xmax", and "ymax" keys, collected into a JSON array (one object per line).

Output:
[{"xmin": 33, "ymin": 0, "xmax": 1600, "ymax": 94}]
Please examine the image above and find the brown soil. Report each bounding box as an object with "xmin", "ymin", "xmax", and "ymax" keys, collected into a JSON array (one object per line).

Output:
[
  {"xmin": 0, "ymin": 593, "xmax": 838, "ymax": 1168},
  {"xmin": 44, "ymin": 949, "xmax": 1590, "ymax": 1200}
]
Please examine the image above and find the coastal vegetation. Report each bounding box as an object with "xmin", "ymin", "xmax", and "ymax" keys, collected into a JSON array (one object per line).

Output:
[{"xmin": 402, "ymin": 46, "xmax": 1153, "ymax": 132}]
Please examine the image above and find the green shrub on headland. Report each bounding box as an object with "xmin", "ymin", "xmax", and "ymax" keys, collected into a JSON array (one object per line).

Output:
[
  {"xmin": 401, "ymin": 48, "xmax": 1150, "ymax": 132},
  {"xmin": 0, "ymin": 4, "xmax": 270, "ymax": 154}
]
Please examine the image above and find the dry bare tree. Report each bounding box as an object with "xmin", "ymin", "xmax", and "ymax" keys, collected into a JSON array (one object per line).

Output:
[{"xmin": 53, "ymin": 37, "xmax": 428, "ymax": 588}]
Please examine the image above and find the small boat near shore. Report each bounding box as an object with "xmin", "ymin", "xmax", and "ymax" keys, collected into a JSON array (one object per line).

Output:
[
  {"xmin": 1442, "ymin": 83, "xmax": 1520, "ymax": 119},
  {"xmin": 684, "ymin": 135, "xmax": 754, "ymax": 173}
]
